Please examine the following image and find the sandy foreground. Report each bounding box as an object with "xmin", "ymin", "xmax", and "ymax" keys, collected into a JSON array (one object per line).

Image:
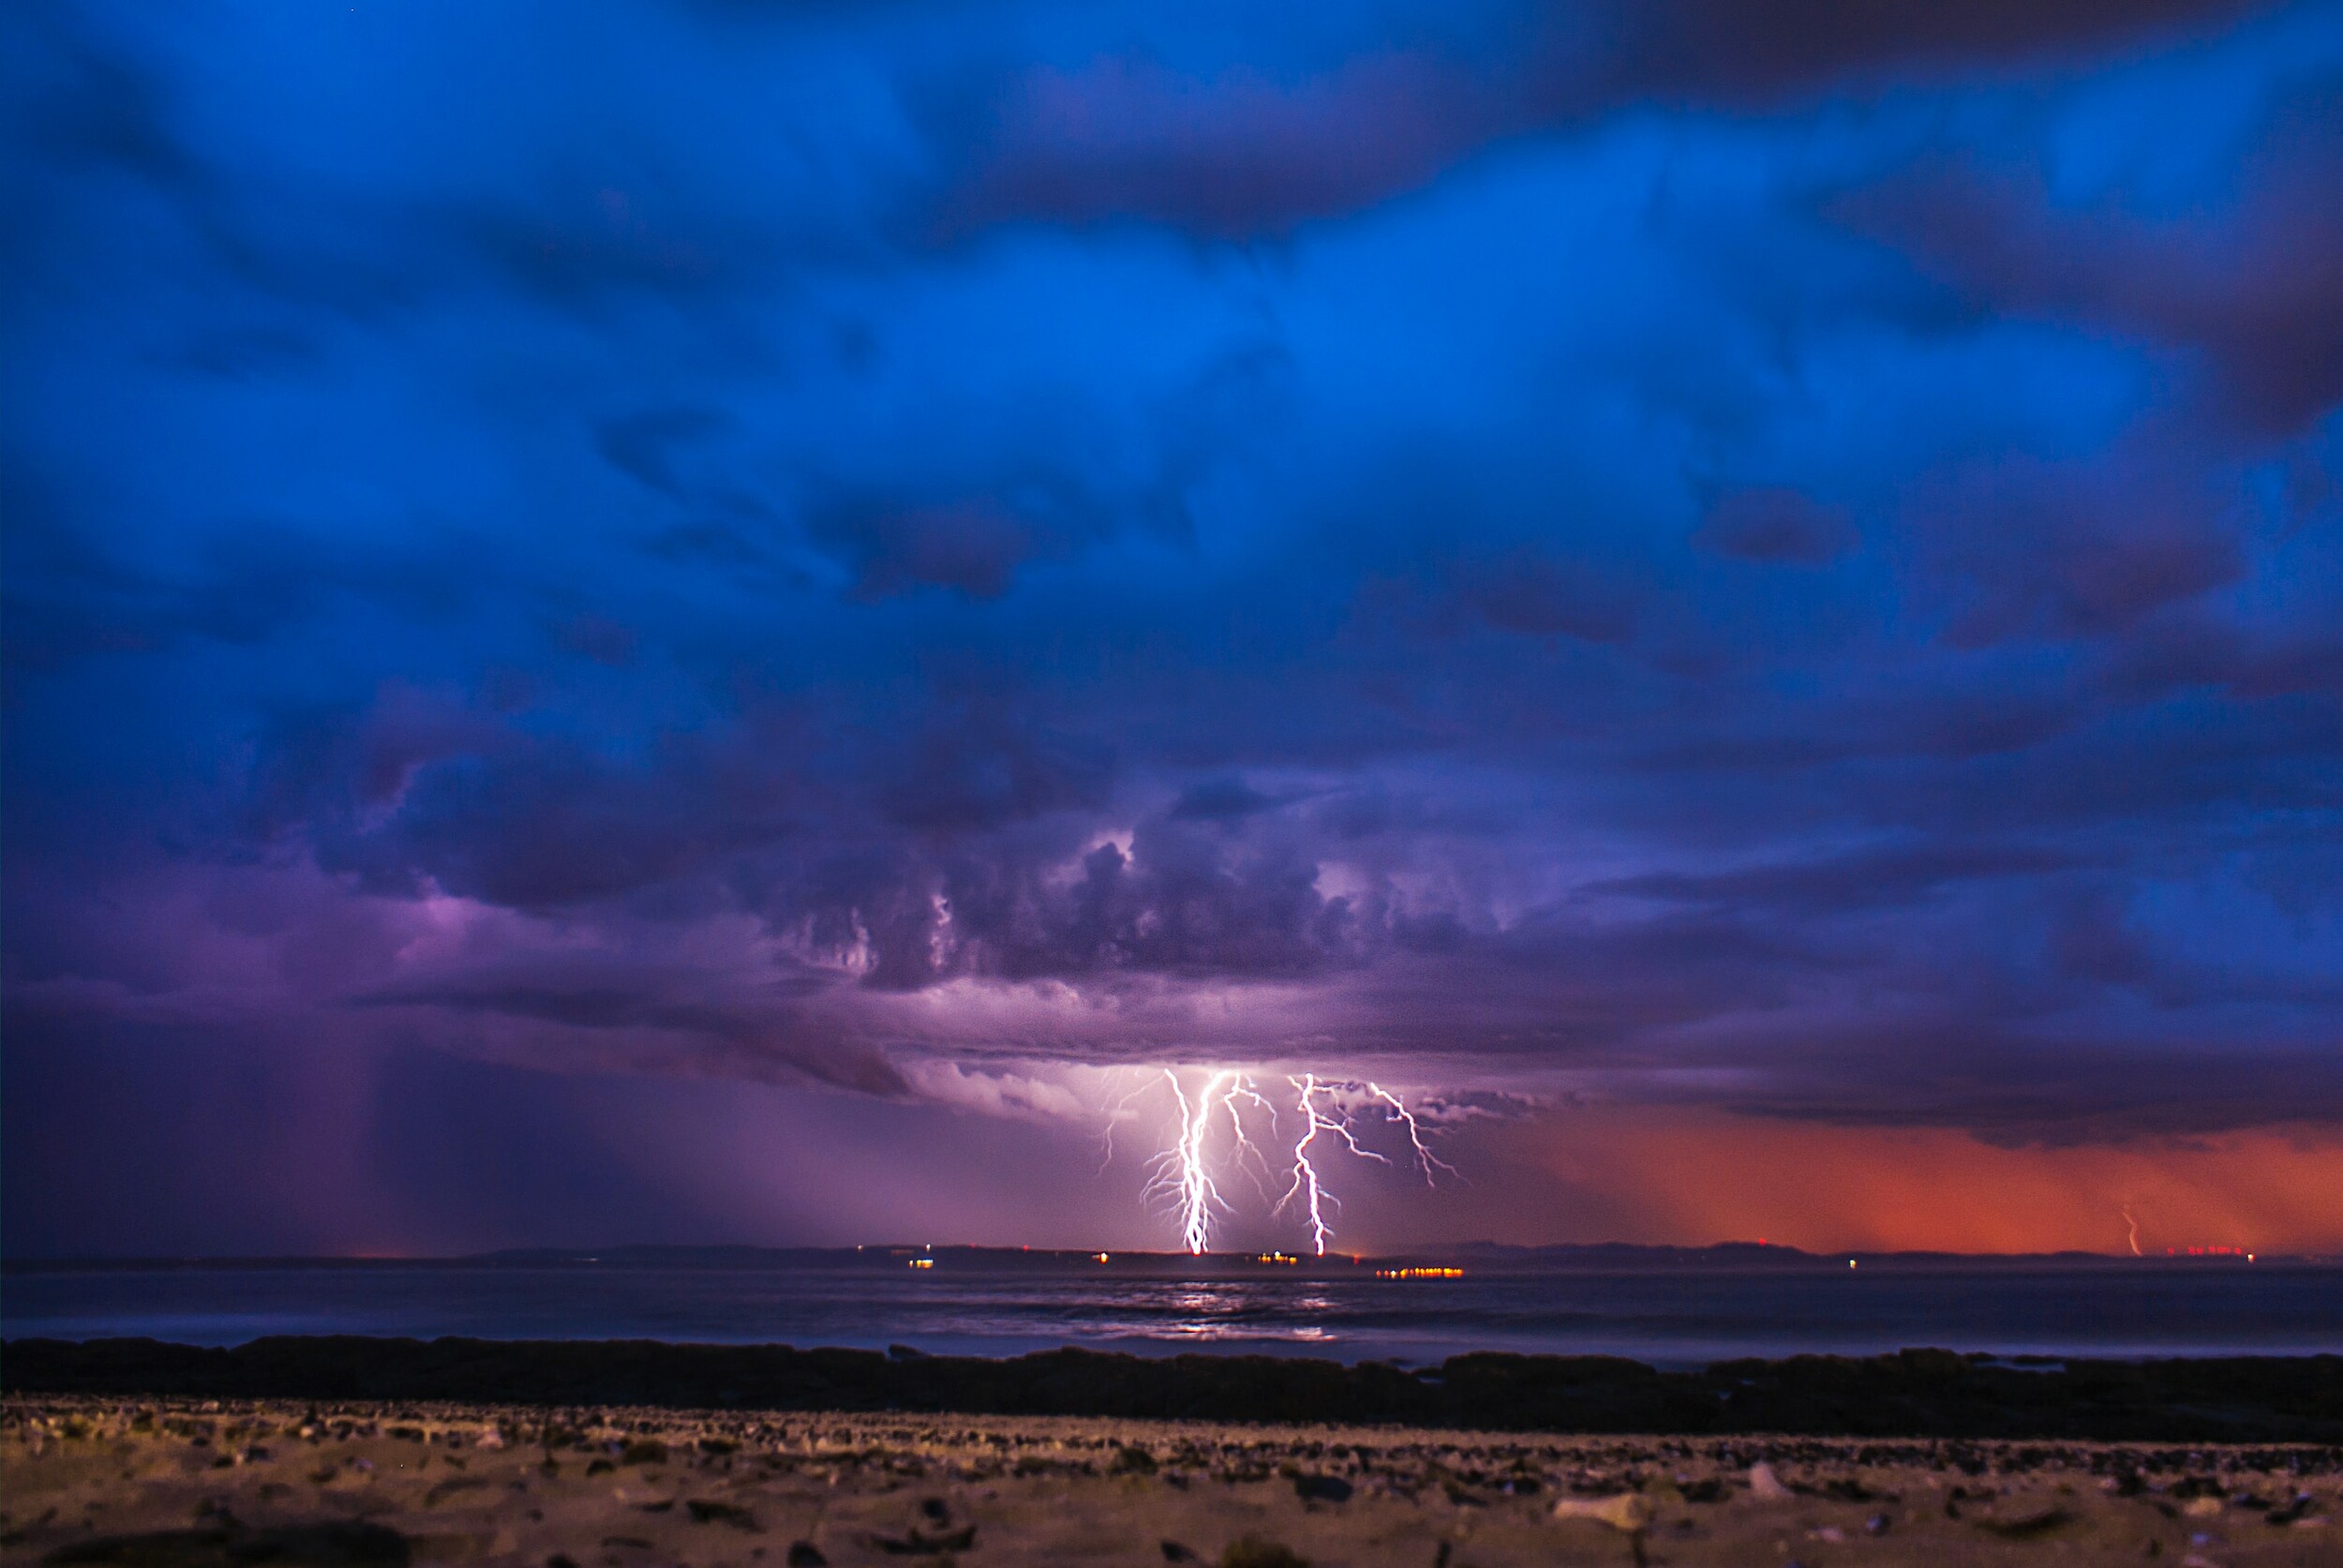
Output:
[{"xmin": 4, "ymin": 1398, "xmax": 2337, "ymax": 1568}]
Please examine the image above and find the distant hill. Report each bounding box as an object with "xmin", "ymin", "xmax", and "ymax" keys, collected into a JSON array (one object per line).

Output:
[{"xmin": 8, "ymin": 1241, "xmax": 2302, "ymax": 1270}]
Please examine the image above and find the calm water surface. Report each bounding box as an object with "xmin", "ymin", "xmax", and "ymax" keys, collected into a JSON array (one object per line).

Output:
[{"xmin": 8, "ymin": 1255, "xmax": 2338, "ymax": 1368}]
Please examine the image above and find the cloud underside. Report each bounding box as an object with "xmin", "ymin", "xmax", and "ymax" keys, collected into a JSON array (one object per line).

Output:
[{"xmin": 2, "ymin": 0, "xmax": 2339, "ymax": 1157}]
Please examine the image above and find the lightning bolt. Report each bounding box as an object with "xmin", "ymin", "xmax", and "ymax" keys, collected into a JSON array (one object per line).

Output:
[
  {"xmin": 1277, "ymin": 1073, "xmax": 1376, "ymax": 1256},
  {"xmin": 2123, "ymin": 1204, "xmax": 2142, "ymax": 1258},
  {"xmin": 1132, "ymin": 1068, "xmax": 1456, "ymax": 1256},
  {"xmin": 1144, "ymin": 1069, "xmax": 1271, "ymax": 1255},
  {"xmin": 1368, "ymin": 1083, "xmax": 1459, "ymax": 1185},
  {"xmin": 1222, "ymin": 1075, "xmax": 1282, "ymax": 1197},
  {"xmin": 1095, "ymin": 1070, "xmax": 1157, "ymax": 1177},
  {"xmin": 1162, "ymin": 1069, "xmax": 1226, "ymax": 1255}
]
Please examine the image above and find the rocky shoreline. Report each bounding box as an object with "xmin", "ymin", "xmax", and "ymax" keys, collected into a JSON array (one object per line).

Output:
[{"xmin": 7, "ymin": 1338, "xmax": 2341, "ymax": 1443}]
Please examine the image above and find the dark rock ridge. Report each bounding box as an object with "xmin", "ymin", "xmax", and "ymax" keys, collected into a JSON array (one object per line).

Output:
[{"xmin": 7, "ymin": 1339, "xmax": 2340, "ymax": 1442}]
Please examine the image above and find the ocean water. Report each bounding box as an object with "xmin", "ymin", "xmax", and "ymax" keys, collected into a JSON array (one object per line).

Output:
[{"xmin": 5, "ymin": 1253, "xmax": 2337, "ymax": 1370}]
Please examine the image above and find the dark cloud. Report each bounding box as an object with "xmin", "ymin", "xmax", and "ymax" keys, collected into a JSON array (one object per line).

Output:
[
  {"xmin": 1694, "ymin": 488, "xmax": 1855, "ymax": 565},
  {"xmin": 951, "ymin": 0, "xmax": 2270, "ymax": 236},
  {"xmin": 1451, "ymin": 551, "xmax": 1642, "ymax": 644},
  {"xmin": 1585, "ymin": 841, "xmax": 2097, "ymax": 915},
  {"xmin": 875, "ymin": 715, "xmax": 1117, "ymax": 830},
  {"xmin": 5, "ymin": 4, "xmax": 194, "ymax": 187},
  {"xmin": 940, "ymin": 820, "xmax": 1371, "ymax": 982},
  {"xmin": 1168, "ymin": 775, "xmax": 1286, "ymax": 822},
  {"xmin": 814, "ymin": 498, "xmax": 1044, "ymax": 599},
  {"xmin": 351, "ymin": 956, "xmax": 912, "ymax": 1097},
  {"xmin": 1834, "ymin": 67, "xmax": 2343, "ymax": 434},
  {"xmin": 1626, "ymin": 0, "xmax": 2267, "ymax": 94},
  {"xmin": 597, "ymin": 407, "xmax": 733, "ymax": 497},
  {"xmin": 959, "ymin": 52, "xmax": 1493, "ymax": 237}
]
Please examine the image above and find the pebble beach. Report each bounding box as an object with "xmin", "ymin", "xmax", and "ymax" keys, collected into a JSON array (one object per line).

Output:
[{"xmin": 6, "ymin": 1396, "xmax": 2337, "ymax": 1568}]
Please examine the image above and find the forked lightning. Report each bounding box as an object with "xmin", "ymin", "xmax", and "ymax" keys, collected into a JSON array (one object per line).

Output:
[{"xmin": 1142, "ymin": 1068, "xmax": 1451, "ymax": 1255}]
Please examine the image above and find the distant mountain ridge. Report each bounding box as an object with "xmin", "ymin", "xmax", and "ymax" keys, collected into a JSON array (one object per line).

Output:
[
  {"xmin": 7, "ymin": 1240, "xmax": 2307, "ymax": 1269},
  {"xmin": 476, "ymin": 1241, "xmax": 2293, "ymax": 1269}
]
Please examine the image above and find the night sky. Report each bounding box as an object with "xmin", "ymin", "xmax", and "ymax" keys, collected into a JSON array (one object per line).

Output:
[{"xmin": 6, "ymin": 0, "xmax": 2341, "ymax": 1261}]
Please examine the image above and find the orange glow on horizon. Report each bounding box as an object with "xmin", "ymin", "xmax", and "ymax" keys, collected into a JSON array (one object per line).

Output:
[{"xmin": 1514, "ymin": 1112, "xmax": 2343, "ymax": 1256}]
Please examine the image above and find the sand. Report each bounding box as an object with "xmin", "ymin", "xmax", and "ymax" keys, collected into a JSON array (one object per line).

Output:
[{"xmin": 4, "ymin": 1396, "xmax": 2336, "ymax": 1567}]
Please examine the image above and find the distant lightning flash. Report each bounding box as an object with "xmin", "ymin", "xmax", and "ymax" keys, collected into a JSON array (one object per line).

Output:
[
  {"xmin": 1157, "ymin": 1070, "xmax": 1226, "ymax": 1255},
  {"xmin": 1143, "ymin": 1069, "xmax": 1270, "ymax": 1255},
  {"xmin": 1095, "ymin": 1073, "xmax": 1157, "ymax": 1176},
  {"xmin": 1140, "ymin": 1069, "xmax": 1455, "ymax": 1256},
  {"xmin": 2123, "ymin": 1204, "xmax": 2142, "ymax": 1258},
  {"xmin": 1369, "ymin": 1082, "xmax": 1460, "ymax": 1185},
  {"xmin": 1223, "ymin": 1076, "xmax": 1281, "ymax": 1196},
  {"xmin": 1278, "ymin": 1073, "xmax": 1384, "ymax": 1256},
  {"xmin": 1280, "ymin": 1080, "xmax": 1333, "ymax": 1255}
]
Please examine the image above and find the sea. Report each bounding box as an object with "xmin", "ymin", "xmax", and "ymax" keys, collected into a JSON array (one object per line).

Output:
[{"xmin": 7, "ymin": 1247, "xmax": 2338, "ymax": 1369}]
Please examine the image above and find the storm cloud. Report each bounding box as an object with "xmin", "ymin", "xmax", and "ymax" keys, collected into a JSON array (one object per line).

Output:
[{"xmin": 4, "ymin": 0, "xmax": 2339, "ymax": 1252}]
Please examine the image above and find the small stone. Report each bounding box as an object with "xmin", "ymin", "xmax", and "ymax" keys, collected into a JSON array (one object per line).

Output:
[
  {"xmin": 1292, "ymin": 1473, "xmax": 1352, "ymax": 1504},
  {"xmin": 1551, "ymin": 1493, "xmax": 1652, "ymax": 1531},
  {"xmin": 685, "ymin": 1500, "xmax": 758, "ymax": 1531},
  {"xmin": 1160, "ymin": 1543, "xmax": 1198, "ymax": 1563},
  {"xmin": 784, "ymin": 1544, "xmax": 826, "ymax": 1568},
  {"xmin": 1747, "ymin": 1463, "xmax": 1789, "ymax": 1501},
  {"xmin": 1979, "ymin": 1507, "xmax": 2076, "ymax": 1540}
]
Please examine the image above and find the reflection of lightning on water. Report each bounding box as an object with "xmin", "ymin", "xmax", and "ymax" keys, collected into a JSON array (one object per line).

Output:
[{"xmin": 1141, "ymin": 1069, "xmax": 1453, "ymax": 1257}]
